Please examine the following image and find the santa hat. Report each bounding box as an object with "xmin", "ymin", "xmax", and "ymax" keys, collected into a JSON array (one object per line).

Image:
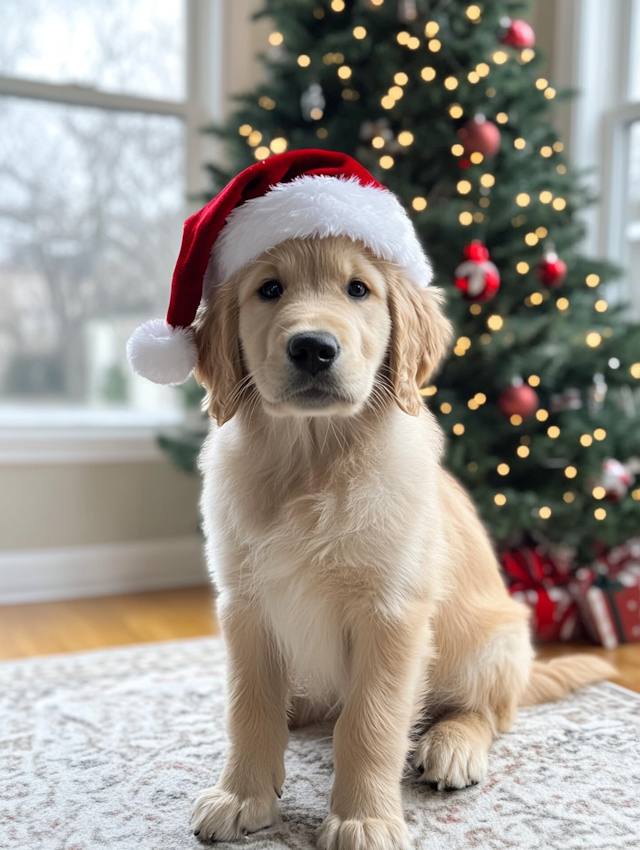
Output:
[{"xmin": 127, "ymin": 149, "xmax": 432, "ymax": 385}]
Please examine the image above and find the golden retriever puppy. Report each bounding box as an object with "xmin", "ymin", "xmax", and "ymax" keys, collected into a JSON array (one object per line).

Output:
[{"xmin": 190, "ymin": 235, "xmax": 613, "ymax": 850}]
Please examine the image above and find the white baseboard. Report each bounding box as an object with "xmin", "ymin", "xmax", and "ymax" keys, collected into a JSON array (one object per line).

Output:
[{"xmin": 0, "ymin": 535, "xmax": 208, "ymax": 604}]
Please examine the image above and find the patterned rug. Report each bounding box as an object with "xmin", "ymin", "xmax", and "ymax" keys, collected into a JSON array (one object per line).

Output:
[{"xmin": 2, "ymin": 638, "xmax": 639, "ymax": 850}]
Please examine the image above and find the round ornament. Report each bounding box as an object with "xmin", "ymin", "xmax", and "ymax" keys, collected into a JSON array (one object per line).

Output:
[
  {"xmin": 600, "ymin": 459, "xmax": 633, "ymax": 501},
  {"xmin": 300, "ymin": 83, "xmax": 325, "ymax": 122},
  {"xmin": 397, "ymin": 0, "xmax": 418, "ymax": 22},
  {"xmin": 457, "ymin": 116, "xmax": 501, "ymax": 160},
  {"xmin": 454, "ymin": 241, "xmax": 500, "ymax": 302},
  {"xmin": 500, "ymin": 18, "xmax": 536, "ymax": 49},
  {"xmin": 498, "ymin": 379, "xmax": 539, "ymax": 420},
  {"xmin": 536, "ymin": 249, "xmax": 567, "ymax": 288}
]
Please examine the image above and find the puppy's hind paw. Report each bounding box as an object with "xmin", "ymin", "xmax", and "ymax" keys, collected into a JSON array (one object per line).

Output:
[
  {"xmin": 318, "ymin": 814, "xmax": 411, "ymax": 850},
  {"xmin": 414, "ymin": 720, "xmax": 488, "ymax": 791},
  {"xmin": 191, "ymin": 786, "xmax": 278, "ymax": 842}
]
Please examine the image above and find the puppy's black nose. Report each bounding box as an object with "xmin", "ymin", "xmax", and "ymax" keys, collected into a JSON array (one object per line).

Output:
[{"xmin": 287, "ymin": 332, "xmax": 339, "ymax": 375}]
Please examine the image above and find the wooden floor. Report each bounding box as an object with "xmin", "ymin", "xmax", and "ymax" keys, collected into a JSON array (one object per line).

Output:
[{"xmin": 1, "ymin": 587, "xmax": 639, "ymax": 694}]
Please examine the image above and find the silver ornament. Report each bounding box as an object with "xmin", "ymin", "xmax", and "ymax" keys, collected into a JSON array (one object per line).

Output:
[
  {"xmin": 397, "ymin": 0, "xmax": 418, "ymax": 22},
  {"xmin": 300, "ymin": 83, "xmax": 326, "ymax": 121}
]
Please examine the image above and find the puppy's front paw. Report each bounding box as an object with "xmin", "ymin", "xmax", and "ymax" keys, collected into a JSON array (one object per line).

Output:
[
  {"xmin": 414, "ymin": 722, "xmax": 488, "ymax": 791},
  {"xmin": 318, "ymin": 813, "xmax": 411, "ymax": 850},
  {"xmin": 191, "ymin": 786, "xmax": 278, "ymax": 841}
]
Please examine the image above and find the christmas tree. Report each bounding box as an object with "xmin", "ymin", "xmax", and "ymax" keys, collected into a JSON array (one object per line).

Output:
[{"xmin": 166, "ymin": 0, "xmax": 640, "ymax": 562}]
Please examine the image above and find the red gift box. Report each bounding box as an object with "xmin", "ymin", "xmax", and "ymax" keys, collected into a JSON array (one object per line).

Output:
[
  {"xmin": 501, "ymin": 545, "xmax": 581, "ymax": 643},
  {"xmin": 571, "ymin": 539, "xmax": 640, "ymax": 649}
]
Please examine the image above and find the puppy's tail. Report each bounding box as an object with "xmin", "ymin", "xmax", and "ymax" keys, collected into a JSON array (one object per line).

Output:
[{"xmin": 520, "ymin": 655, "xmax": 617, "ymax": 706}]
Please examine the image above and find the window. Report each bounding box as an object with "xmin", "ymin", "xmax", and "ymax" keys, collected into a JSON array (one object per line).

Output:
[
  {"xmin": 0, "ymin": 0, "xmax": 220, "ymax": 428},
  {"xmin": 619, "ymin": 0, "xmax": 640, "ymax": 316}
]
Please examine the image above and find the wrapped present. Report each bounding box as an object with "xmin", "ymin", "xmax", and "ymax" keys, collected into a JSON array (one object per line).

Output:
[
  {"xmin": 501, "ymin": 545, "xmax": 581, "ymax": 642},
  {"xmin": 572, "ymin": 541, "xmax": 640, "ymax": 649}
]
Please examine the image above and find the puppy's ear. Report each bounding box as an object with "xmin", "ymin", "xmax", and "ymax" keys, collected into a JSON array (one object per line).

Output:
[
  {"xmin": 193, "ymin": 280, "xmax": 245, "ymax": 425},
  {"xmin": 387, "ymin": 277, "xmax": 453, "ymax": 416}
]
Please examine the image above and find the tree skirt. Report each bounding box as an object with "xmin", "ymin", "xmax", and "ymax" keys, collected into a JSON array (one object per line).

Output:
[{"xmin": 2, "ymin": 638, "xmax": 639, "ymax": 850}]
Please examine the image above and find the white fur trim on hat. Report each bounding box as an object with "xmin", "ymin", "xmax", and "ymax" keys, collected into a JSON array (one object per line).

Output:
[
  {"xmin": 126, "ymin": 318, "xmax": 198, "ymax": 385},
  {"xmin": 207, "ymin": 175, "xmax": 432, "ymax": 290}
]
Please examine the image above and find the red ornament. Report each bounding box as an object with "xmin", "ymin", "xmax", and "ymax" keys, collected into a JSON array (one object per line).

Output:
[
  {"xmin": 454, "ymin": 241, "xmax": 500, "ymax": 302},
  {"xmin": 500, "ymin": 18, "xmax": 536, "ymax": 49},
  {"xmin": 498, "ymin": 379, "xmax": 539, "ymax": 420},
  {"xmin": 457, "ymin": 116, "xmax": 501, "ymax": 160},
  {"xmin": 537, "ymin": 249, "xmax": 567, "ymax": 288}
]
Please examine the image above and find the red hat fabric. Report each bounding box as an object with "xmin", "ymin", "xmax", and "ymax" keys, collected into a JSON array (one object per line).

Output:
[{"xmin": 127, "ymin": 149, "xmax": 432, "ymax": 385}]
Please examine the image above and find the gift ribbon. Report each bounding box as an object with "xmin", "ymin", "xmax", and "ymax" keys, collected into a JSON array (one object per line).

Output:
[
  {"xmin": 501, "ymin": 551, "xmax": 557, "ymax": 631},
  {"xmin": 589, "ymin": 572, "xmax": 627, "ymax": 643}
]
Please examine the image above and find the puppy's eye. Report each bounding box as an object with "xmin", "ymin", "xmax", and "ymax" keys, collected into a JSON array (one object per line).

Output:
[
  {"xmin": 258, "ymin": 280, "xmax": 284, "ymax": 300},
  {"xmin": 347, "ymin": 280, "xmax": 369, "ymax": 299}
]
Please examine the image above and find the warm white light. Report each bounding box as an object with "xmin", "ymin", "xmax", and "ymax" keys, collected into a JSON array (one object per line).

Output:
[{"xmin": 269, "ymin": 137, "xmax": 288, "ymax": 153}]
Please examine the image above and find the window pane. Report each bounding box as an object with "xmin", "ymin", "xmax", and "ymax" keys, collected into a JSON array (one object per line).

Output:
[
  {"xmin": 625, "ymin": 121, "xmax": 640, "ymax": 316},
  {"xmin": 0, "ymin": 97, "xmax": 185, "ymax": 415},
  {"xmin": 0, "ymin": 0, "xmax": 185, "ymax": 101},
  {"xmin": 630, "ymin": 0, "xmax": 640, "ymax": 101}
]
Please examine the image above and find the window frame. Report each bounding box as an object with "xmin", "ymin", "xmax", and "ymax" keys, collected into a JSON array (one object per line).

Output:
[
  {"xmin": 0, "ymin": 0, "xmax": 224, "ymax": 462},
  {"xmin": 557, "ymin": 0, "xmax": 640, "ymax": 312}
]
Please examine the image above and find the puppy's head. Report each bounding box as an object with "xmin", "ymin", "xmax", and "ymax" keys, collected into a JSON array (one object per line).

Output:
[{"xmin": 194, "ymin": 236, "xmax": 451, "ymax": 423}]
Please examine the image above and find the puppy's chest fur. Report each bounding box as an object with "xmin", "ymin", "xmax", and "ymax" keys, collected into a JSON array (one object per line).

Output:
[{"xmin": 202, "ymin": 418, "xmax": 441, "ymax": 698}]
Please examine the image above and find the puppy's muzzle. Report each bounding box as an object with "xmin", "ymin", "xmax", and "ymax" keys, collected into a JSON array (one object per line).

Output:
[{"xmin": 287, "ymin": 332, "xmax": 340, "ymax": 376}]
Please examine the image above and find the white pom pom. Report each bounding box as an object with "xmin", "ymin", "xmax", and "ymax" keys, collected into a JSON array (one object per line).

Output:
[{"xmin": 126, "ymin": 318, "xmax": 198, "ymax": 385}]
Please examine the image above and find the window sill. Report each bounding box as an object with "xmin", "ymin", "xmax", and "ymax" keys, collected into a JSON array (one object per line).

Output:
[{"xmin": 0, "ymin": 407, "xmax": 186, "ymax": 465}]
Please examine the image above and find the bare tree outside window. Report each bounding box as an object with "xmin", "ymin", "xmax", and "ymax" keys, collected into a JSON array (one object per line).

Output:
[{"xmin": 0, "ymin": 0, "xmax": 186, "ymax": 415}]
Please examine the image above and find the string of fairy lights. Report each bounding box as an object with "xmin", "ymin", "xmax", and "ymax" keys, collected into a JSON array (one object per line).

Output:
[{"xmin": 242, "ymin": 0, "xmax": 640, "ymax": 523}]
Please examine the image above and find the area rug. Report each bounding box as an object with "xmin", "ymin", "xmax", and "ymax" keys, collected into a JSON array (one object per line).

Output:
[{"xmin": 1, "ymin": 638, "xmax": 639, "ymax": 850}]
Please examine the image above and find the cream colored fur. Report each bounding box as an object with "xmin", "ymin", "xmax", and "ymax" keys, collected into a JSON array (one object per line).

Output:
[{"xmin": 190, "ymin": 236, "xmax": 614, "ymax": 849}]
